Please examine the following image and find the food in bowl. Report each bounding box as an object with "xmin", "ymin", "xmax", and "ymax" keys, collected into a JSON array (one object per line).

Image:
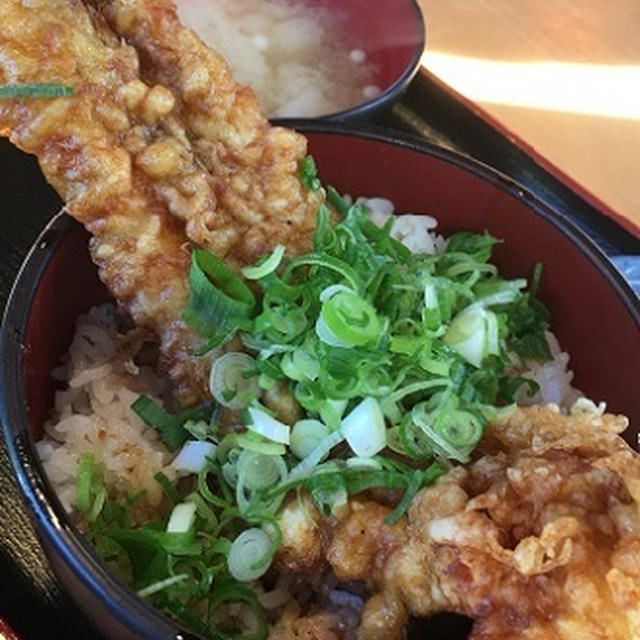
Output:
[
  {"xmin": 35, "ymin": 190, "xmax": 640, "ymax": 640},
  {"xmin": 1, "ymin": 1, "xmax": 639, "ymax": 640},
  {"xmin": 175, "ymin": 0, "xmax": 380, "ymax": 118}
]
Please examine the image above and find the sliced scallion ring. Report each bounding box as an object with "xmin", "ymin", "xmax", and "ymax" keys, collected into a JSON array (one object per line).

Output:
[
  {"xmin": 210, "ymin": 352, "xmax": 261, "ymax": 409},
  {"xmin": 227, "ymin": 528, "xmax": 274, "ymax": 582},
  {"xmin": 237, "ymin": 450, "xmax": 287, "ymax": 491},
  {"xmin": 411, "ymin": 404, "xmax": 483, "ymax": 462},
  {"xmin": 245, "ymin": 407, "xmax": 291, "ymax": 444},
  {"xmin": 290, "ymin": 419, "xmax": 330, "ymax": 459},
  {"xmin": 241, "ymin": 244, "xmax": 286, "ymax": 280},
  {"xmin": 342, "ymin": 397, "xmax": 387, "ymax": 457},
  {"xmin": 315, "ymin": 315, "xmax": 353, "ymax": 348},
  {"xmin": 320, "ymin": 291, "xmax": 381, "ymax": 347},
  {"xmin": 166, "ymin": 502, "xmax": 197, "ymax": 533}
]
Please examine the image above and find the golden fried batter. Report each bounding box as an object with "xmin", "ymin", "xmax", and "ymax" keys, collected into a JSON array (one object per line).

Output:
[
  {"xmin": 386, "ymin": 405, "xmax": 639, "ymax": 639},
  {"xmin": 276, "ymin": 405, "xmax": 639, "ymax": 639},
  {"xmin": 268, "ymin": 606, "xmax": 340, "ymax": 640},
  {"xmin": 0, "ymin": 0, "xmax": 216, "ymax": 405},
  {"xmin": 86, "ymin": 0, "xmax": 324, "ymax": 263}
]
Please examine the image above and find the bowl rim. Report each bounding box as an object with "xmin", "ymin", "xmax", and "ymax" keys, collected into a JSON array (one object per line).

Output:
[
  {"xmin": 1, "ymin": 122, "xmax": 638, "ymax": 640},
  {"xmin": 298, "ymin": 0, "xmax": 426, "ymax": 122}
]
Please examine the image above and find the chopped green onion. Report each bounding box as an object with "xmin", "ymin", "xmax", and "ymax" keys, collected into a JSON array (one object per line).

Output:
[
  {"xmin": 283, "ymin": 253, "xmax": 363, "ymax": 294},
  {"xmin": 237, "ymin": 450, "xmax": 286, "ymax": 491},
  {"xmin": 292, "ymin": 348, "xmax": 320, "ymax": 380},
  {"xmin": 0, "ymin": 83, "xmax": 74, "ymax": 98},
  {"xmin": 444, "ymin": 305, "xmax": 498, "ymax": 368},
  {"xmin": 411, "ymin": 405, "xmax": 483, "ymax": 462},
  {"xmin": 326, "ymin": 185, "xmax": 350, "ymax": 216},
  {"xmin": 79, "ymin": 178, "xmax": 558, "ymax": 640},
  {"xmin": 290, "ymin": 419, "xmax": 330, "ymax": 459},
  {"xmin": 423, "ymin": 280, "xmax": 439, "ymax": 309},
  {"xmin": 154, "ymin": 471, "xmax": 181, "ymax": 504},
  {"xmin": 308, "ymin": 472, "xmax": 348, "ymax": 516},
  {"xmin": 210, "ymin": 352, "xmax": 261, "ymax": 409},
  {"xmin": 210, "ymin": 583, "xmax": 268, "ymax": 640},
  {"xmin": 76, "ymin": 451, "xmax": 97, "ymax": 513},
  {"xmin": 137, "ymin": 573, "xmax": 189, "ymax": 598},
  {"xmin": 236, "ymin": 432, "xmax": 287, "ymax": 456},
  {"xmin": 320, "ymin": 291, "xmax": 381, "ymax": 347},
  {"xmin": 319, "ymin": 284, "xmax": 354, "ymax": 302},
  {"xmin": 289, "ymin": 429, "xmax": 345, "ymax": 479},
  {"xmin": 76, "ymin": 452, "xmax": 106, "ymax": 522},
  {"xmin": 245, "ymin": 407, "xmax": 290, "ymax": 444},
  {"xmin": 345, "ymin": 456, "xmax": 382, "ymax": 470},
  {"xmin": 280, "ymin": 348, "xmax": 320, "ymax": 382},
  {"xmin": 227, "ymin": 528, "xmax": 273, "ymax": 582},
  {"xmin": 242, "ymin": 244, "xmax": 286, "ymax": 280},
  {"xmin": 182, "ymin": 249, "xmax": 256, "ymax": 344},
  {"xmin": 103, "ymin": 529, "xmax": 169, "ymax": 590},
  {"xmin": 167, "ymin": 502, "xmax": 197, "ymax": 533},
  {"xmin": 385, "ymin": 469, "xmax": 423, "ymax": 525},
  {"xmin": 318, "ymin": 398, "xmax": 349, "ymax": 430},
  {"xmin": 342, "ymin": 397, "xmax": 387, "ymax": 457},
  {"xmin": 182, "ymin": 419, "xmax": 212, "ymax": 441},
  {"xmin": 131, "ymin": 395, "xmax": 212, "ymax": 452},
  {"xmin": 300, "ymin": 154, "xmax": 321, "ymax": 191},
  {"xmin": 171, "ymin": 440, "xmax": 217, "ymax": 476},
  {"xmin": 315, "ymin": 315, "xmax": 352, "ymax": 348}
]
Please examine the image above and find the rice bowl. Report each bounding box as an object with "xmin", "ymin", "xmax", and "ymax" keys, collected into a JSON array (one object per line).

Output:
[{"xmin": 2, "ymin": 124, "xmax": 639, "ymax": 640}]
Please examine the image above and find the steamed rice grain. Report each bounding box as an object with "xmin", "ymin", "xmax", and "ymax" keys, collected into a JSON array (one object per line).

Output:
[{"xmin": 37, "ymin": 304, "xmax": 174, "ymax": 513}]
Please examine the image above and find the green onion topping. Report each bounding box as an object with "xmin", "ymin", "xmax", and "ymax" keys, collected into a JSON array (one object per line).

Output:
[{"xmin": 0, "ymin": 83, "xmax": 74, "ymax": 98}]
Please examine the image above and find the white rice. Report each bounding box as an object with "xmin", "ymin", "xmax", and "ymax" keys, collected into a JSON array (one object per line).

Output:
[
  {"xmin": 37, "ymin": 304, "xmax": 175, "ymax": 513},
  {"xmin": 509, "ymin": 331, "xmax": 582, "ymax": 408},
  {"xmin": 360, "ymin": 196, "xmax": 447, "ymax": 255},
  {"xmin": 174, "ymin": 0, "xmax": 377, "ymax": 118}
]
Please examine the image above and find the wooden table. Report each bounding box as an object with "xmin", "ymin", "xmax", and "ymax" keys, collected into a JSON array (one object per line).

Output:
[{"xmin": 420, "ymin": 0, "xmax": 640, "ymax": 232}]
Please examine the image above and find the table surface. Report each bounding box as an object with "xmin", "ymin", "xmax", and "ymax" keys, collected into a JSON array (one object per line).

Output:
[{"xmin": 420, "ymin": 0, "xmax": 640, "ymax": 230}]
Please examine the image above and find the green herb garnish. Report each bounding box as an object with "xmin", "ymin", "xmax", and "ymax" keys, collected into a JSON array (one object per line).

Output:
[
  {"xmin": 131, "ymin": 395, "xmax": 213, "ymax": 451},
  {"xmin": 0, "ymin": 83, "xmax": 74, "ymax": 98}
]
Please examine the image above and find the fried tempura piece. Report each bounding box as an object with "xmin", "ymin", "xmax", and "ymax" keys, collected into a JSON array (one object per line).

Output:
[
  {"xmin": 86, "ymin": 0, "xmax": 324, "ymax": 263},
  {"xmin": 268, "ymin": 606, "xmax": 340, "ymax": 640},
  {"xmin": 276, "ymin": 406, "xmax": 639, "ymax": 640},
  {"xmin": 384, "ymin": 404, "xmax": 640, "ymax": 639},
  {"xmin": 0, "ymin": 0, "xmax": 217, "ymax": 405}
]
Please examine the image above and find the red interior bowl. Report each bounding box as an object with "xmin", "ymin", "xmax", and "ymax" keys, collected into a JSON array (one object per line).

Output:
[
  {"xmin": 2, "ymin": 123, "xmax": 638, "ymax": 640},
  {"xmin": 299, "ymin": 0, "xmax": 425, "ymax": 120}
]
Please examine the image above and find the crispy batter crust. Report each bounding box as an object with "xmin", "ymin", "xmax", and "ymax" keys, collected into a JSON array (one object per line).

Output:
[
  {"xmin": 86, "ymin": 0, "xmax": 324, "ymax": 263},
  {"xmin": 0, "ymin": 0, "xmax": 214, "ymax": 405},
  {"xmin": 275, "ymin": 406, "xmax": 639, "ymax": 639}
]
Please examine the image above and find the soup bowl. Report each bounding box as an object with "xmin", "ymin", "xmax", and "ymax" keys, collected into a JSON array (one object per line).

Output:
[
  {"xmin": 176, "ymin": 0, "xmax": 426, "ymax": 122},
  {"xmin": 292, "ymin": 0, "xmax": 426, "ymax": 121},
  {"xmin": 1, "ymin": 122, "xmax": 639, "ymax": 640}
]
